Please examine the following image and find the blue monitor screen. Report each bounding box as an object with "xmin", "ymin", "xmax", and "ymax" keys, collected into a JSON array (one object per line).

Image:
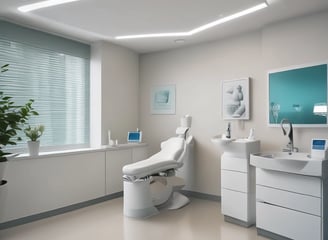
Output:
[
  {"xmin": 128, "ymin": 132, "xmax": 141, "ymax": 142},
  {"xmin": 312, "ymin": 139, "xmax": 326, "ymax": 150}
]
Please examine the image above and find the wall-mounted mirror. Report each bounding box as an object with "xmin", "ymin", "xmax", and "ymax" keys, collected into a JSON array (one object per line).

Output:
[{"xmin": 268, "ymin": 62, "xmax": 327, "ymax": 127}]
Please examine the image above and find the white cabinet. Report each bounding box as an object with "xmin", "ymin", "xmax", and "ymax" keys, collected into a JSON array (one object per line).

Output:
[
  {"xmin": 257, "ymin": 201, "xmax": 321, "ymax": 240},
  {"xmin": 2, "ymin": 152, "xmax": 106, "ymax": 223},
  {"xmin": 105, "ymin": 145, "xmax": 148, "ymax": 195},
  {"xmin": 106, "ymin": 149, "xmax": 132, "ymax": 195},
  {"xmin": 255, "ymin": 168, "xmax": 327, "ymax": 240},
  {"xmin": 0, "ymin": 144, "xmax": 148, "ymax": 224},
  {"xmin": 221, "ymin": 188, "xmax": 249, "ymax": 222},
  {"xmin": 220, "ymin": 140, "xmax": 260, "ymax": 227}
]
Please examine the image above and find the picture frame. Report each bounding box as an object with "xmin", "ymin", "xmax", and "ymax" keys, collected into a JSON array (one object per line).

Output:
[
  {"xmin": 151, "ymin": 85, "xmax": 176, "ymax": 114},
  {"xmin": 222, "ymin": 78, "xmax": 250, "ymax": 120}
]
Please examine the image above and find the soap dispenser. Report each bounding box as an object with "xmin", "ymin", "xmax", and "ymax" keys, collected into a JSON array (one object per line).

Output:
[
  {"xmin": 108, "ymin": 130, "xmax": 114, "ymax": 146},
  {"xmin": 226, "ymin": 122, "xmax": 231, "ymax": 139},
  {"xmin": 247, "ymin": 128, "xmax": 255, "ymax": 141}
]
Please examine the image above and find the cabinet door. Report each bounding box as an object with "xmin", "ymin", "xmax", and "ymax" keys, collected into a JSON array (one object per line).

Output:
[
  {"xmin": 2, "ymin": 152, "xmax": 106, "ymax": 223},
  {"xmin": 221, "ymin": 188, "xmax": 248, "ymax": 222},
  {"xmin": 256, "ymin": 168, "xmax": 321, "ymax": 197},
  {"xmin": 221, "ymin": 170, "xmax": 248, "ymax": 192},
  {"xmin": 106, "ymin": 149, "xmax": 132, "ymax": 194},
  {"xmin": 221, "ymin": 155, "xmax": 248, "ymax": 173},
  {"xmin": 256, "ymin": 185, "xmax": 321, "ymax": 216},
  {"xmin": 257, "ymin": 202, "xmax": 321, "ymax": 240}
]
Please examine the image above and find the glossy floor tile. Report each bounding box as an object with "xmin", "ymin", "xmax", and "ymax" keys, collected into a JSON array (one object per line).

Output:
[{"xmin": 0, "ymin": 198, "xmax": 269, "ymax": 240}]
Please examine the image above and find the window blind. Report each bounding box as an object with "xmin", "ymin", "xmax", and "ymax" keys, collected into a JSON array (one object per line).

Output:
[{"xmin": 0, "ymin": 37, "xmax": 90, "ymax": 149}]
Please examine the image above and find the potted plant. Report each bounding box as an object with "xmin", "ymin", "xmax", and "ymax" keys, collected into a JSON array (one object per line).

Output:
[
  {"xmin": 24, "ymin": 125, "xmax": 45, "ymax": 156},
  {"xmin": 0, "ymin": 64, "xmax": 38, "ymax": 182}
]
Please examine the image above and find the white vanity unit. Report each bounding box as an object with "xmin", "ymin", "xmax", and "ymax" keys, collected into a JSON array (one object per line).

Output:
[
  {"xmin": 251, "ymin": 152, "xmax": 328, "ymax": 240},
  {"xmin": 211, "ymin": 136, "xmax": 260, "ymax": 227}
]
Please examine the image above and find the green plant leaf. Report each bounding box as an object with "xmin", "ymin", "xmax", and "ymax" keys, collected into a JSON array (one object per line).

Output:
[{"xmin": 2, "ymin": 96, "xmax": 12, "ymax": 100}]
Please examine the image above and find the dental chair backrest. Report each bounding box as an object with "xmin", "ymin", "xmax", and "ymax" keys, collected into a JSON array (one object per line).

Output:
[
  {"xmin": 159, "ymin": 135, "xmax": 193, "ymax": 167},
  {"xmin": 177, "ymin": 135, "xmax": 193, "ymax": 165},
  {"xmin": 155, "ymin": 114, "xmax": 193, "ymax": 167},
  {"xmin": 160, "ymin": 137, "xmax": 185, "ymax": 161}
]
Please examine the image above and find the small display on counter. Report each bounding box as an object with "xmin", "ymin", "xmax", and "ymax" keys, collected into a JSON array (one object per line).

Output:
[{"xmin": 127, "ymin": 131, "xmax": 142, "ymax": 143}]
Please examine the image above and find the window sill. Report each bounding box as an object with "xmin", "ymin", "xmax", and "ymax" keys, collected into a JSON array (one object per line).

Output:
[{"xmin": 12, "ymin": 143, "xmax": 148, "ymax": 161}]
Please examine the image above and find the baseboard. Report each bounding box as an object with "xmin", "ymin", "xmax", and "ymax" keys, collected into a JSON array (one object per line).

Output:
[
  {"xmin": 0, "ymin": 192, "xmax": 123, "ymax": 230},
  {"xmin": 257, "ymin": 228, "xmax": 293, "ymax": 240},
  {"xmin": 224, "ymin": 215, "xmax": 254, "ymax": 228},
  {"xmin": 179, "ymin": 190, "xmax": 221, "ymax": 202}
]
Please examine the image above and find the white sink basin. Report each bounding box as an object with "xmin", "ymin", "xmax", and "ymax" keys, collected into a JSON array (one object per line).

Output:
[
  {"xmin": 211, "ymin": 135, "xmax": 235, "ymax": 144},
  {"xmin": 250, "ymin": 152, "xmax": 328, "ymax": 178},
  {"xmin": 211, "ymin": 135, "xmax": 260, "ymax": 158}
]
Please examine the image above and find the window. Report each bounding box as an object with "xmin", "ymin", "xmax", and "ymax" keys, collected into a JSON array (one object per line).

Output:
[{"xmin": 0, "ymin": 21, "xmax": 90, "ymax": 151}]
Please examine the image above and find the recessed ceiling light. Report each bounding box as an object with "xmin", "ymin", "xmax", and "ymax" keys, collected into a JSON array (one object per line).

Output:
[
  {"xmin": 18, "ymin": 0, "xmax": 80, "ymax": 13},
  {"xmin": 174, "ymin": 39, "xmax": 186, "ymax": 44},
  {"xmin": 116, "ymin": 2, "xmax": 268, "ymax": 40}
]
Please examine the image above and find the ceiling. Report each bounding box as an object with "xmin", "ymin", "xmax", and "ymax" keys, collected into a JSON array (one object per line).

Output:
[{"xmin": 1, "ymin": 0, "xmax": 328, "ymax": 53}]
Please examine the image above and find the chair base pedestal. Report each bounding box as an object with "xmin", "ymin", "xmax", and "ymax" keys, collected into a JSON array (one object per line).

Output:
[
  {"xmin": 123, "ymin": 176, "xmax": 189, "ymax": 218},
  {"xmin": 124, "ymin": 178, "xmax": 159, "ymax": 218}
]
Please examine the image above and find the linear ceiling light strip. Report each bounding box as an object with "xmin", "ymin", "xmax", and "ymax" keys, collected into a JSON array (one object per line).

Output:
[
  {"xmin": 18, "ymin": 0, "xmax": 80, "ymax": 13},
  {"xmin": 116, "ymin": 2, "xmax": 268, "ymax": 40}
]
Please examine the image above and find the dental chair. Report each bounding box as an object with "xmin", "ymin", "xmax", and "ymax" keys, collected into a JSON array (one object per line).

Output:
[{"xmin": 122, "ymin": 116, "xmax": 194, "ymax": 218}]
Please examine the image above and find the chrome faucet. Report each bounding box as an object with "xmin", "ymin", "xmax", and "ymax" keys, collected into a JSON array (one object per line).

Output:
[{"xmin": 280, "ymin": 118, "xmax": 298, "ymax": 154}]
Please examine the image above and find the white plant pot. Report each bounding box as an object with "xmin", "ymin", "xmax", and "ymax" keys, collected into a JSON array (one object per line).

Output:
[
  {"xmin": 27, "ymin": 140, "xmax": 40, "ymax": 156},
  {"xmin": 0, "ymin": 180, "xmax": 8, "ymax": 221},
  {"xmin": 0, "ymin": 159, "xmax": 8, "ymax": 181}
]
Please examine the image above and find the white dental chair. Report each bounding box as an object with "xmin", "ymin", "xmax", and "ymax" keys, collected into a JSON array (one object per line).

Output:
[{"xmin": 122, "ymin": 117, "xmax": 194, "ymax": 218}]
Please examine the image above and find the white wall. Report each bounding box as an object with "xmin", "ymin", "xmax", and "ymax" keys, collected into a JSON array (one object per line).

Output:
[
  {"xmin": 139, "ymin": 11, "xmax": 328, "ymax": 196},
  {"xmin": 91, "ymin": 41, "xmax": 139, "ymax": 146},
  {"xmin": 90, "ymin": 42, "xmax": 102, "ymax": 147}
]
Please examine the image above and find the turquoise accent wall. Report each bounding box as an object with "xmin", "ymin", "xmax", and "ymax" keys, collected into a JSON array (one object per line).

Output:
[{"xmin": 269, "ymin": 64, "xmax": 327, "ymax": 124}]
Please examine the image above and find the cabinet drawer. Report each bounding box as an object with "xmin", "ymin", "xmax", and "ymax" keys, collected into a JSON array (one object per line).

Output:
[
  {"xmin": 256, "ymin": 168, "xmax": 321, "ymax": 197},
  {"xmin": 221, "ymin": 188, "xmax": 248, "ymax": 222},
  {"xmin": 221, "ymin": 154, "xmax": 248, "ymax": 172},
  {"xmin": 257, "ymin": 202, "xmax": 321, "ymax": 240},
  {"xmin": 257, "ymin": 185, "xmax": 321, "ymax": 216},
  {"xmin": 222, "ymin": 170, "xmax": 248, "ymax": 192}
]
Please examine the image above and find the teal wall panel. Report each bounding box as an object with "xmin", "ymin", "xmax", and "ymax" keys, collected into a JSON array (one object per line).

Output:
[{"xmin": 269, "ymin": 64, "xmax": 327, "ymax": 125}]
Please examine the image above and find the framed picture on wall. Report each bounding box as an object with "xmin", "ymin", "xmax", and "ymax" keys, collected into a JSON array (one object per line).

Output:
[
  {"xmin": 151, "ymin": 85, "xmax": 176, "ymax": 114},
  {"xmin": 222, "ymin": 78, "xmax": 250, "ymax": 120}
]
